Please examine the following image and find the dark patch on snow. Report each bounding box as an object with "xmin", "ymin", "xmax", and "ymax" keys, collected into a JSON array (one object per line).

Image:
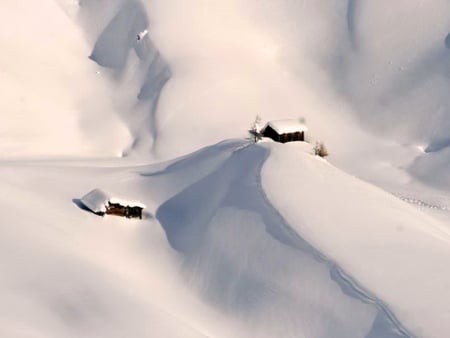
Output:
[
  {"xmin": 445, "ymin": 32, "xmax": 450, "ymax": 49},
  {"xmin": 89, "ymin": 1, "xmax": 149, "ymax": 70},
  {"xmin": 425, "ymin": 138, "xmax": 450, "ymax": 153},
  {"xmin": 88, "ymin": 0, "xmax": 172, "ymax": 155},
  {"xmin": 347, "ymin": 0, "xmax": 359, "ymax": 48},
  {"xmin": 72, "ymin": 198, "xmax": 94, "ymax": 213}
]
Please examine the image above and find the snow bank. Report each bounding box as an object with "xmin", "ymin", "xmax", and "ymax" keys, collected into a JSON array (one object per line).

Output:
[
  {"xmin": 262, "ymin": 141, "xmax": 450, "ymax": 338},
  {"xmin": 0, "ymin": 138, "xmax": 445, "ymax": 337},
  {"xmin": 145, "ymin": 141, "xmax": 410, "ymax": 337},
  {"xmin": 0, "ymin": 158, "xmax": 225, "ymax": 338}
]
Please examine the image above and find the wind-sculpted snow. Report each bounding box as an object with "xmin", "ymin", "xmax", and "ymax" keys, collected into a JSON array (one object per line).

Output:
[
  {"xmin": 90, "ymin": 1, "xmax": 149, "ymax": 70},
  {"xmin": 409, "ymin": 147, "xmax": 450, "ymax": 190},
  {"xmin": 263, "ymin": 142, "xmax": 450, "ymax": 338},
  {"xmin": 153, "ymin": 142, "xmax": 410, "ymax": 338},
  {"xmin": 3, "ymin": 1, "xmax": 450, "ymax": 336},
  {"xmin": 87, "ymin": 0, "xmax": 171, "ymax": 154},
  {"xmin": 139, "ymin": 0, "xmax": 450, "ymax": 188}
]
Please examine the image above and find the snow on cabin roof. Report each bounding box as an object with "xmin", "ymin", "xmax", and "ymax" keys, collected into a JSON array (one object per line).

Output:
[
  {"xmin": 80, "ymin": 189, "xmax": 109, "ymax": 213},
  {"xmin": 264, "ymin": 119, "xmax": 307, "ymax": 134},
  {"xmin": 80, "ymin": 189, "xmax": 146, "ymax": 214},
  {"xmin": 109, "ymin": 197, "xmax": 146, "ymax": 209}
]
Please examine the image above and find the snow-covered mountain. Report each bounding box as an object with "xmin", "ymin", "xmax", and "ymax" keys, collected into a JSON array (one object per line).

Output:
[{"xmin": 1, "ymin": 1, "xmax": 450, "ymax": 337}]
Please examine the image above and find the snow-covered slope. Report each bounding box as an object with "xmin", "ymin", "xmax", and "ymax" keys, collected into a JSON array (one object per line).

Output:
[
  {"xmin": 3, "ymin": 140, "xmax": 450, "ymax": 337},
  {"xmin": 0, "ymin": 141, "xmax": 411, "ymax": 337},
  {"xmin": 75, "ymin": 0, "xmax": 450, "ymax": 190},
  {"xmin": 0, "ymin": 0, "xmax": 130, "ymax": 158},
  {"xmin": 2, "ymin": 0, "xmax": 450, "ymax": 337},
  {"xmin": 263, "ymin": 142, "xmax": 450, "ymax": 338}
]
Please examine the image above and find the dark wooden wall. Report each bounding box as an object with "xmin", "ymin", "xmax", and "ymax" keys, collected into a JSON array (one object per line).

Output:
[
  {"xmin": 106, "ymin": 203, "xmax": 143, "ymax": 219},
  {"xmin": 263, "ymin": 126, "xmax": 305, "ymax": 143}
]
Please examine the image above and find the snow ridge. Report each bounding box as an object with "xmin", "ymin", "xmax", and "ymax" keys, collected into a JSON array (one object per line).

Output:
[
  {"xmin": 87, "ymin": 0, "xmax": 171, "ymax": 155},
  {"xmin": 154, "ymin": 141, "xmax": 411, "ymax": 337}
]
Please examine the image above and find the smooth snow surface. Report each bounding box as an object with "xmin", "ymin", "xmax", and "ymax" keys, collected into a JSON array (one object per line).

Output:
[
  {"xmin": 0, "ymin": 0, "xmax": 130, "ymax": 157},
  {"xmin": 263, "ymin": 142, "xmax": 450, "ymax": 338},
  {"xmin": 80, "ymin": 188, "xmax": 110, "ymax": 213}
]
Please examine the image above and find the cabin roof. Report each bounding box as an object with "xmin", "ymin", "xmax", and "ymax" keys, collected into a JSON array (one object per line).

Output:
[
  {"xmin": 80, "ymin": 189, "xmax": 146, "ymax": 213},
  {"xmin": 81, "ymin": 189, "xmax": 109, "ymax": 213},
  {"xmin": 264, "ymin": 119, "xmax": 308, "ymax": 134},
  {"xmin": 109, "ymin": 197, "xmax": 146, "ymax": 209}
]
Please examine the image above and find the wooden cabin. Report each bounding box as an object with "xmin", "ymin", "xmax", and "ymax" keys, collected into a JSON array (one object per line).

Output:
[
  {"xmin": 262, "ymin": 119, "xmax": 307, "ymax": 143},
  {"xmin": 107, "ymin": 198, "xmax": 145, "ymax": 219},
  {"xmin": 80, "ymin": 189, "xmax": 145, "ymax": 219}
]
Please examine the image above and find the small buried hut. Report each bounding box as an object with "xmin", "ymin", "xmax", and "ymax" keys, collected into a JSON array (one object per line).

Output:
[
  {"xmin": 262, "ymin": 119, "xmax": 307, "ymax": 143},
  {"xmin": 80, "ymin": 189, "xmax": 145, "ymax": 219}
]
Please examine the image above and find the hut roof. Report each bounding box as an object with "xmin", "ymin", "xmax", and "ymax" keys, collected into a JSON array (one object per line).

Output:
[
  {"xmin": 109, "ymin": 197, "xmax": 146, "ymax": 209},
  {"xmin": 80, "ymin": 189, "xmax": 146, "ymax": 213},
  {"xmin": 265, "ymin": 119, "xmax": 308, "ymax": 134},
  {"xmin": 81, "ymin": 189, "xmax": 109, "ymax": 213}
]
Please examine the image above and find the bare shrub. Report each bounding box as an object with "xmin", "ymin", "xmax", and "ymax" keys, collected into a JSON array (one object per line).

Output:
[
  {"xmin": 248, "ymin": 115, "xmax": 262, "ymax": 142},
  {"xmin": 314, "ymin": 142, "xmax": 328, "ymax": 157}
]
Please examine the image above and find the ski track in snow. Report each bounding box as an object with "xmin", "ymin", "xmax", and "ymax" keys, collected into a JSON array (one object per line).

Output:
[
  {"xmin": 154, "ymin": 141, "xmax": 413, "ymax": 338},
  {"xmin": 395, "ymin": 194, "xmax": 450, "ymax": 212}
]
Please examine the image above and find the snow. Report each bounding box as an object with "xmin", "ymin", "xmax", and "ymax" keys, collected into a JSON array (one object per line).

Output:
[
  {"xmin": 137, "ymin": 29, "xmax": 149, "ymax": 40},
  {"xmin": 152, "ymin": 141, "xmax": 410, "ymax": 337},
  {"xmin": 263, "ymin": 119, "xmax": 308, "ymax": 134},
  {"xmin": 80, "ymin": 188, "xmax": 109, "ymax": 213},
  {"xmin": 0, "ymin": 0, "xmax": 130, "ymax": 158},
  {"xmin": 262, "ymin": 142, "xmax": 450, "ymax": 338},
  {"xmin": 109, "ymin": 197, "xmax": 146, "ymax": 209},
  {"xmin": 2, "ymin": 1, "xmax": 450, "ymax": 337},
  {"xmin": 0, "ymin": 141, "xmax": 415, "ymax": 337}
]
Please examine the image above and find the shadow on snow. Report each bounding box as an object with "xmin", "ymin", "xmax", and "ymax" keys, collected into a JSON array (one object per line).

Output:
[{"xmin": 151, "ymin": 141, "xmax": 412, "ymax": 338}]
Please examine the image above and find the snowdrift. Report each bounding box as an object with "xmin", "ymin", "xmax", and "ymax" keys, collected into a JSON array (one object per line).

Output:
[
  {"xmin": 152, "ymin": 141, "xmax": 411, "ymax": 338},
  {"xmin": 263, "ymin": 142, "xmax": 450, "ymax": 338},
  {"xmin": 0, "ymin": 140, "xmax": 424, "ymax": 337}
]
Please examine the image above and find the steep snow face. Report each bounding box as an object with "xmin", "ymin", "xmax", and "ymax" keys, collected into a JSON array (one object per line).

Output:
[
  {"xmin": 6, "ymin": 0, "xmax": 449, "ymax": 186},
  {"xmin": 146, "ymin": 0, "xmax": 338, "ymax": 159},
  {"xmin": 3, "ymin": 0, "xmax": 450, "ymax": 184},
  {"xmin": 144, "ymin": 141, "xmax": 410, "ymax": 338},
  {"xmin": 332, "ymin": 1, "xmax": 450, "ymax": 148},
  {"xmin": 79, "ymin": 0, "xmax": 171, "ymax": 155},
  {"xmin": 409, "ymin": 146, "xmax": 450, "ymax": 193},
  {"xmin": 0, "ymin": 0, "xmax": 130, "ymax": 158},
  {"xmin": 262, "ymin": 141, "xmax": 450, "ymax": 338},
  {"xmin": 237, "ymin": 0, "xmax": 450, "ymax": 189},
  {"xmin": 142, "ymin": 0, "xmax": 450, "ymax": 188},
  {"xmin": 240, "ymin": 1, "xmax": 450, "ymax": 148}
]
